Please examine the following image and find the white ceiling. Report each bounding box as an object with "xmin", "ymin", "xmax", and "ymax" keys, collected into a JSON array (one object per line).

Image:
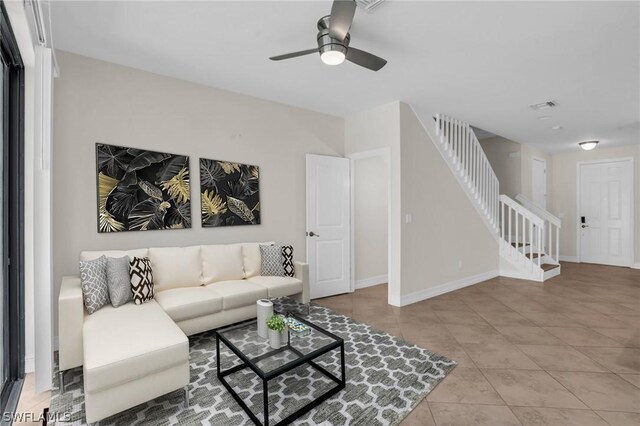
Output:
[{"xmin": 50, "ymin": 1, "xmax": 639, "ymax": 153}]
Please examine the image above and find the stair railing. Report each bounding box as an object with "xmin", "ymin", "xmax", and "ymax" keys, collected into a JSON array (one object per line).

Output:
[
  {"xmin": 435, "ymin": 114, "xmax": 499, "ymax": 229},
  {"xmin": 500, "ymin": 195, "xmax": 545, "ymax": 272},
  {"xmin": 515, "ymin": 194, "xmax": 561, "ymax": 264}
]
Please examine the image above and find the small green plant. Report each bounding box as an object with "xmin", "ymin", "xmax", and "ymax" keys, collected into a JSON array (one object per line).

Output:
[{"xmin": 266, "ymin": 314, "xmax": 286, "ymax": 333}]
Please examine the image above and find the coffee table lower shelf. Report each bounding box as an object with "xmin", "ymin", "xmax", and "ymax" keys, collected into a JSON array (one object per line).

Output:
[{"xmin": 216, "ymin": 330, "xmax": 345, "ymax": 426}]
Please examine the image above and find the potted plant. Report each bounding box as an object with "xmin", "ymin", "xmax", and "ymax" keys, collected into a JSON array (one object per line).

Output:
[{"xmin": 266, "ymin": 314, "xmax": 286, "ymax": 349}]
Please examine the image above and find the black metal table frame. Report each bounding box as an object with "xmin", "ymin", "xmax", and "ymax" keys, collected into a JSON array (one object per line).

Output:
[{"xmin": 216, "ymin": 315, "xmax": 346, "ymax": 426}]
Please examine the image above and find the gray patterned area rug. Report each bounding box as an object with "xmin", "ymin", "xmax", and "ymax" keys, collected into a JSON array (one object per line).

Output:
[{"xmin": 49, "ymin": 303, "xmax": 456, "ymax": 425}]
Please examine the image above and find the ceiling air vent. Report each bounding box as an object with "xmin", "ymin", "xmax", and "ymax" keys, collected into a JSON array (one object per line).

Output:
[
  {"xmin": 356, "ymin": 0, "xmax": 387, "ymax": 12},
  {"xmin": 529, "ymin": 101, "xmax": 558, "ymax": 111}
]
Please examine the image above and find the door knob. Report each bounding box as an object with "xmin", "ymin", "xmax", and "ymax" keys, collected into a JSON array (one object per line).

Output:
[
  {"xmin": 307, "ymin": 231, "xmax": 320, "ymax": 237},
  {"xmin": 581, "ymin": 225, "xmax": 589, "ymax": 228}
]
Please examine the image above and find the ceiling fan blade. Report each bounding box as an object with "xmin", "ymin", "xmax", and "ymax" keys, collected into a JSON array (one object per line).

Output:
[
  {"xmin": 346, "ymin": 47, "xmax": 387, "ymax": 71},
  {"xmin": 329, "ymin": 0, "xmax": 356, "ymax": 41},
  {"xmin": 269, "ymin": 48, "xmax": 318, "ymax": 61}
]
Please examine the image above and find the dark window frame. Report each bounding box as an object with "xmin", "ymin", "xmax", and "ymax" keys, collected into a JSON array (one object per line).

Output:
[{"xmin": 0, "ymin": 0, "xmax": 25, "ymax": 417}]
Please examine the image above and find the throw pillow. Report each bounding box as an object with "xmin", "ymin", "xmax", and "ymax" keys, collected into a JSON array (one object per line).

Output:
[
  {"xmin": 106, "ymin": 256, "xmax": 132, "ymax": 307},
  {"xmin": 281, "ymin": 245, "xmax": 295, "ymax": 277},
  {"xmin": 130, "ymin": 257, "xmax": 154, "ymax": 305},
  {"xmin": 79, "ymin": 255, "xmax": 110, "ymax": 314},
  {"xmin": 260, "ymin": 245, "xmax": 285, "ymax": 276}
]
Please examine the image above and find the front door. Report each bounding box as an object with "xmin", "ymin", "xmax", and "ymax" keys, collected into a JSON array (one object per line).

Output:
[
  {"xmin": 579, "ymin": 159, "xmax": 633, "ymax": 267},
  {"xmin": 306, "ymin": 154, "xmax": 351, "ymax": 299}
]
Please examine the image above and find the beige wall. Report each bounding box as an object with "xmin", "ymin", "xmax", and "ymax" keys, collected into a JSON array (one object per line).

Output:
[
  {"xmin": 52, "ymin": 51, "xmax": 344, "ymax": 333},
  {"xmin": 521, "ymin": 144, "xmax": 553, "ymax": 210},
  {"xmin": 480, "ymin": 136, "xmax": 522, "ymax": 199},
  {"xmin": 344, "ymin": 102, "xmax": 402, "ymax": 303},
  {"xmin": 399, "ymin": 104, "xmax": 498, "ymax": 297},
  {"xmin": 550, "ymin": 144, "xmax": 640, "ymax": 264},
  {"xmin": 353, "ymin": 155, "xmax": 388, "ymax": 283}
]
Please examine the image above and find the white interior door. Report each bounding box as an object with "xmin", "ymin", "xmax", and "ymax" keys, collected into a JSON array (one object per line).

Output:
[
  {"xmin": 579, "ymin": 160, "xmax": 633, "ymax": 267},
  {"xmin": 532, "ymin": 158, "xmax": 547, "ymax": 209},
  {"xmin": 306, "ymin": 154, "xmax": 351, "ymax": 299}
]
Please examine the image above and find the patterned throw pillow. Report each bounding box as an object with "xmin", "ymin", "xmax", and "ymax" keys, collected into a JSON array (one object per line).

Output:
[
  {"xmin": 79, "ymin": 256, "xmax": 110, "ymax": 314},
  {"xmin": 106, "ymin": 256, "xmax": 132, "ymax": 307},
  {"xmin": 282, "ymin": 245, "xmax": 295, "ymax": 277},
  {"xmin": 130, "ymin": 257, "xmax": 154, "ymax": 305},
  {"xmin": 260, "ymin": 245, "xmax": 285, "ymax": 276}
]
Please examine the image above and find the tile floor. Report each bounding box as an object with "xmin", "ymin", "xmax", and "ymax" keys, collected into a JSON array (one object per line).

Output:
[
  {"xmin": 13, "ymin": 262, "xmax": 640, "ymax": 425},
  {"xmin": 315, "ymin": 262, "xmax": 640, "ymax": 426}
]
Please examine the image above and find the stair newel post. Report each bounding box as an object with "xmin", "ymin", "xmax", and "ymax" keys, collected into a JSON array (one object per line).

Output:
[
  {"xmin": 538, "ymin": 225, "xmax": 542, "ymax": 267},
  {"xmin": 555, "ymin": 224, "xmax": 560, "ymax": 264},
  {"xmin": 529, "ymin": 219, "xmax": 534, "ymax": 272}
]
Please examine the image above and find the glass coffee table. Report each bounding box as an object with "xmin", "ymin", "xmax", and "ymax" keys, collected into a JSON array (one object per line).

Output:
[{"xmin": 216, "ymin": 315, "xmax": 345, "ymax": 426}]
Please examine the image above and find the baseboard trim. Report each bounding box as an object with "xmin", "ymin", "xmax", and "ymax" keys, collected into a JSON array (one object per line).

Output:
[
  {"xmin": 559, "ymin": 255, "xmax": 578, "ymax": 263},
  {"xmin": 355, "ymin": 275, "xmax": 388, "ymax": 289},
  {"xmin": 398, "ymin": 270, "xmax": 499, "ymax": 307},
  {"xmin": 632, "ymin": 263, "xmax": 640, "ymax": 270}
]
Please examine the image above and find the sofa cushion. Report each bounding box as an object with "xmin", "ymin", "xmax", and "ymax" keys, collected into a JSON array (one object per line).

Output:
[
  {"xmin": 260, "ymin": 245, "xmax": 285, "ymax": 276},
  {"xmin": 241, "ymin": 242, "xmax": 274, "ymax": 278},
  {"xmin": 130, "ymin": 257, "xmax": 154, "ymax": 305},
  {"xmin": 205, "ymin": 280, "xmax": 267, "ymax": 310},
  {"xmin": 155, "ymin": 287, "xmax": 223, "ymax": 322},
  {"xmin": 79, "ymin": 256, "xmax": 109, "ymax": 314},
  {"xmin": 80, "ymin": 248, "xmax": 149, "ymax": 262},
  {"xmin": 106, "ymin": 256, "xmax": 132, "ymax": 308},
  {"xmin": 201, "ymin": 244, "xmax": 245, "ymax": 284},
  {"xmin": 148, "ymin": 246, "xmax": 201, "ymax": 291},
  {"xmin": 82, "ymin": 300, "xmax": 188, "ymax": 393},
  {"xmin": 247, "ymin": 276, "xmax": 303, "ymax": 299}
]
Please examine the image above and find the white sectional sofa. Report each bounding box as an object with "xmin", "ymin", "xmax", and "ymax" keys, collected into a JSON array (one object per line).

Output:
[{"xmin": 58, "ymin": 242, "xmax": 309, "ymax": 424}]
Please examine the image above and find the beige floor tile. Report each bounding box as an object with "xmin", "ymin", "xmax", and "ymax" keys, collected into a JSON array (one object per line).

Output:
[
  {"xmin": 462, "ymin": 343, "xmax": 540, "ymax": 370},
  {"xmin": 517, "ymin": 345, "xmax": 608, "ymax": 372},
  {"xmin": 435, "ymin": 310, "xmax": 489, "ymax": 325},
  {"xmin": 519, "ymin": 312, "xmax": 584, "ymax": 327},
  {"xmin": 581, "ymin": 302, "xmax": 640, "ymax": 316},
  {"xmin": 426, "ymin": 367, "xmax": 504, "ymax": 405},
  {"xmin": 543, "ymin": 327, "xmax": 622, "ymax": 347},
  {"xmin": 494, "ymin": 326, "xmax": 564, "ymax": 345},
  {"xmin": 401, "ymin": 324, "xmax": 458, "ymax": 344},
  {"xmin": 592, "ymin": 328, "xmax": 640, "ymax": 348},
  {"xmin": 548, "ymin": 371, "xmax": 640, "ymax": 412},
  {"xmin": 429, "ymin": 403, "xmax": 521, "ymax": 426},
  {"xmin": 595, "ymin": 410, "xmax": 640, "ymax": 426},
  {"xmin": 618, "ymin": 373, "xmax": 640, "ymax": 388},
  {"xmin": 575, "ymin": 347, "xmax": 640, "ymax": 374},
  {"xmin": 416, "ymin": 341, "xmax": 477, "ymax": 368},
  {"xmin": 464, "ymin": 299, "xmax": 516, "ymax": 313},
  {"xmin": 482, "ymin": 369, "xmax": 587, "ymax": 409},
  {"xmin": 401, "ymin": 399, "xmax": 436, "ymax": 426},
  {"xmin": 478, "ymin": 311, "xmax": 535, "ymax": 327},
  {"xmin": 510, "ymin": 407, "xmax": 607, "ymax": 426},
  {"xmin": 564, "ymin": 313, "xmax": 629, "ymax": 329},
  {"xmin": 425, "ymin": 300, "xmax": 473, "ymax": 312},
  {"xmin": 445, "ymin": 324, "xmax": 510, "ymax": 344}
]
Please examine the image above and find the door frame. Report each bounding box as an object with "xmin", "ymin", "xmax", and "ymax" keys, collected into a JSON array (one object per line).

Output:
[
  {"xmin": 531, "ymin": 156, "xmax": 547, "ymax": 209},
  {"xmin": 347, "ymin": 147, "xmax": 392, "ymax": 293},
  {"xmin": 576, "ymin": 157, "xmax": 634, "ymax": 266}
]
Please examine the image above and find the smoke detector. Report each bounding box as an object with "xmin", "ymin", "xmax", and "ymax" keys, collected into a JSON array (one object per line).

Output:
[
  {"xmin": 529, "ymin": 101, "xmax": 558, "ymax": 111},
  {"xmin": 355, "ymin": 0, "xmax": 387, "ymax": 12}
]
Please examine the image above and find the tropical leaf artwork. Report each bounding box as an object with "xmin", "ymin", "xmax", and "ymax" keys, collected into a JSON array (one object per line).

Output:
[
  {"xmin": 199, "ymin": 158, "xmax": 260, "ymax": 227},
  {"xmin": 95, "ymin": 143, "xmax": 191, "ymax": 232}
]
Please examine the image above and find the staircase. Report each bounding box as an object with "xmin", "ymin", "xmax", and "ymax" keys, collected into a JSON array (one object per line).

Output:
[{"xmin": 434, "ymin": 113, "xmax": 561, "ymax": 282}]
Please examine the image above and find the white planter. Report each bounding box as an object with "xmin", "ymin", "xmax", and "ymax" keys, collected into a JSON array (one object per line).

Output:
[
  {"xmin": 281, "ymin": 325, "xmax": 289, "ymax": 345},
  {"xmin": 257, "ymin": 299, "xmax": 273, "ymax": 339},
  {"xmin": 268, "ymin": 329, "xmax": 281, "ymax": 349}
]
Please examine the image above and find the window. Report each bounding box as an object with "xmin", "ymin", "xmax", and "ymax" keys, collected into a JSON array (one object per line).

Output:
[{"xmin": 0, "ymin": 1, "xmax": 25, "ymax": 416}]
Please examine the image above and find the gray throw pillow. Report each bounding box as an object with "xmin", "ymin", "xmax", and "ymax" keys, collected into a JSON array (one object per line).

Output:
[
  {"xmin": 260, "ymin": 245, "xmax": 285, "ymax": 276},
  {"xmin": 106, "ymin": 256, "xmax": 132, "ymax": 307},
  {"xmin": 79, "ymin": 255, "xmax": 110, "ymax": 314}
]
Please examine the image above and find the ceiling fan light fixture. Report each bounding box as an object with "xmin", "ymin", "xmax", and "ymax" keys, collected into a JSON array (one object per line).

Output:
[
  {"xmin": 579, "ymin": 140, "xmax": 599, "ymax": 151},
  {"xmin": 321, "ymin": 49, "xmax": 345, "ymax": 65}
]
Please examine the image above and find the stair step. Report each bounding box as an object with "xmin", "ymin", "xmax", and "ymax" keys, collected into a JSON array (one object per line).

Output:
[
  {"xmin": 511, "ymin": 242, "xmax": 530, "ymax": 248},
  {"xmin": 541, "ymin": 263, "xmax": 560, "ymax": 271},
  {"xmin": 525, "ymin": 253, "xmax": 541, "ymax": 259}
]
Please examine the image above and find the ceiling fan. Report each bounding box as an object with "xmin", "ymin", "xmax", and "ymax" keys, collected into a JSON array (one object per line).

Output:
[{"xmin": 269, "ymin": 0, "xmax": 387, "ymax": 71}]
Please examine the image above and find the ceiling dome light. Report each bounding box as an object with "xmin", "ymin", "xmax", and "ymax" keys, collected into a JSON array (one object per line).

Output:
[
  {"xmin": 320, "ymin": 50, "xmax": 345, "ymax": 65},
  {"xmin": 579, "ymin": 140, "xmax": 599, "ymax": 151}
]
